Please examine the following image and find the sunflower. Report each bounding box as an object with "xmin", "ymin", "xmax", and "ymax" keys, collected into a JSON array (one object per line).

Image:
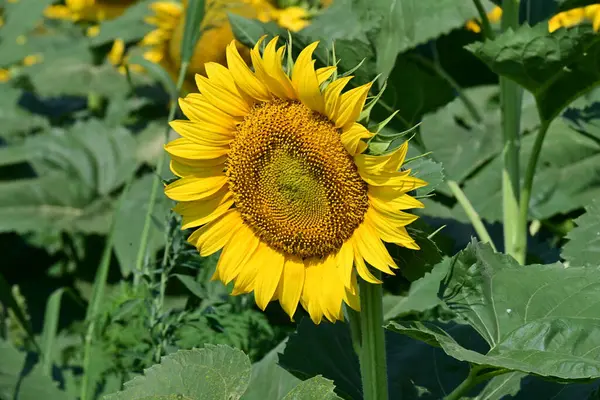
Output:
[
  {"xmin": 140, "ymin": 0, "xmax": 328, "ymax": 91},
  {"xmin": 44, "ymin": 0, "xmax": 137, "ymax": 22},
  {"xmin": 548, "ymin": 5, "xmax": 600, "ymax": 32},
  {"xmin": 163, "ymin": 37, "xmax": 426, "ymax": 324}
]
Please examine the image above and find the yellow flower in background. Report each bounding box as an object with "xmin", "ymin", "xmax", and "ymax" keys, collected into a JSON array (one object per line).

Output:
[
  {"xmin": 465, "ymin": 6, "xmax": 502, "ymax": 33},
  {"xmin": 163, "ymin": 37, "xmax": 425, "ymax": 324},
  {"xmin": 549, "ymin": 5, "xmax": 600, "ymax": 32},
  {"xmin": 45, "ymin": 0, "xmax": 137, "ymax": 22},
  {"xmin": 0, "ymin": 68, "xmax": 10, "ymax": 82}
]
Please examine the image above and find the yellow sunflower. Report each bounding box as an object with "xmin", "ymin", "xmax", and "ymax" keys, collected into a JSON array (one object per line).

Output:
[
  {"xmin": 44, "ymin": 0, "xmax": 137, "ymax": 22},
  {"xmin": 549, "ymin": 5, "xmax": 600, "ymax": 32},
  {"xmin": 163, "ymin": 37, "xmax": 426, "ymax": 324}
]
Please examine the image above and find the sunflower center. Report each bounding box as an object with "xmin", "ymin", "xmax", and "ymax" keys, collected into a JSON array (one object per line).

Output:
[{"xmin": 227, "ymin": 100, "xmax": 369, "ymax": 259}]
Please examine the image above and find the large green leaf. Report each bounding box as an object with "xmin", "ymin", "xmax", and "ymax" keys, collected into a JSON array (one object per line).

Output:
[
  {"xmin": 561, "ymin": 199, "xmax": 600, "ymax": 268},
  {"xmin": 467, "ymin": 24, "xmax": 600, "ymax": 122},
  {"xmin": 360, "ymin": 0, "xmax": 489, "ymax": 81},
  {"xmin": 242, "ymin": 340, "xmax": 300, "ymax": 400},
  {"xmin": 104, "ymin": 345, "xmax": 252, "ymax": 400},
  {"xmin": 0, "ymin": 0, "xmax": 55, "ymax": 53},
  {"xmin": 389, "ymin": 241, "xmax": 600, "ymax": 380},
  {"xmin": 0, "ymin": 340, "xmax": 67, "ymax": 400},
  {"xmin": 461, "ymin": 118, "xmax": 600, "ymax": 222},
  {"xmin": 0, "ymin": 84, "xmax": 49, "ymax": 138},
  {"xmin": 88, "ymin": 0, "xmax": 154, "ymax": 45},
  {"xmin": 0, "ymin": 120, "xmax": 137, "ymax": 234},
  {"xmin": 113, "ymin": 174, "xmax": 170, "ymax": 277}
]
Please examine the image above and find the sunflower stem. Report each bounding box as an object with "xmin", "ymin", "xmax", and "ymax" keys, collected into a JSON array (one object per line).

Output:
[
  {"xmin": 499, "ymin": 0, "xmax": 523, "ymax": 262},
  {"xmin": 133, "ymin": 61, "xmax": 189, "ymax": 287},
  {"xmin": 472, "ymin": 0, "xmax": 496, "ymax": 40},
  {"xmin": 447, "ymin": 180, "xmax": 497, "ymax": 252},
  {"xmin": 357, "ymin": 273, "xmax": 389, "ymax": 400},
  {"xmin": 516, "ymin": 119, "xmax": 551, "ymax": 264}
]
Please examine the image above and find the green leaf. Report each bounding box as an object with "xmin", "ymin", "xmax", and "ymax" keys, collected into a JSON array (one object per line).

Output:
[
  {"xmin": 382, "ymin": 256, "xmax": 449, "ymax": 320},
  {"xmin": 0, "ymin": 339, "xmax": 66, "ymax": 400},
  {"xmin": 0, "ymin": 84, "xmax": 49, "ymax": 138},
  {"xmin": 243, "ymin": 340, "xmax": 300, "ymax": 400},
  {"xmin": 0, "ymin": 0, "xmax": 55, "ymax": 50},
  {"xmin": 461, "ymin": 118, "xmax": 600, "ymax": 222},
  {"xmin": 104, "ymin": 345, "xmax": 252, "ymax": 400},
  {"xmin": 364, "ymin": 0, "xmax": 487, "ymax": 81},
  {"xmin": 561, "ymin": 199, "xmax": 600, "ymax": 268},
  {"xmin": 228, "ymin": 14, "xmax": 286, "ymax": 49},
  {"xmin": 181, "ymin": 0, "xmax": 206, "ymax": 64},
  {"xmin": 89, "ymin": 0, "xmax": 154, "ymax": 45},
  {"xmin": 0, "ymin": 120, "xmax": 137, "ymax": 234},
  {"xmin": 40, "ymin": 288, "xmax": 66, "ymax": 376},
  {"xmin": 389, "ymin": 241, "xmax": 600, "ymax": 380},
  {"xmin": 26, "ymin": 58, "xmax": 129, "ymax": 99},
  {"xmin": 466, "ymin": 24, "xmax": 600, "ymax": 122},
  {"xmin": 405, "ymin": 157, "xmax": 445, "ymax": 197},
  {"xmin": 281, "ymin": 376, "xmax": 341, "ymax": 400},
  {"xmin": 113, "ymin": 175, "xmax": 170, "ymax": 277}
]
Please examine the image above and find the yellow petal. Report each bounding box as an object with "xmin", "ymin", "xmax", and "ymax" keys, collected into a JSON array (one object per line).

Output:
[
  {"xmin": 164, "ymin": 175, "xmax": 228, "ymax": 202},
  {"xmin": 370, "ymin": 197, "xmax": 420, "ymax": 226},
  {"xmin": 366, "ymin": 207, "xmax": 419, "ymax": 249},
  {"xmin": 343, "ymin": 272, "xmax": 360, "ymax": 311},
  {"xmin": 169, "ymin": 120, "xmax": 233, "ymax": 146},
  {"xmin": 336, "ymin": 241, "xmax": 354, "ymax": 289},
  {"xmin": 321, "ymin": 255, "xmax": 345, "ymax": 322},
  {"xmin": 226, "ymin": 41, "xmax": 271, "ymax": 102},
  {"xmin": 169, "ymin": 159, "xmax": 223, "ymax": 178},
  {"xmin": 232, "ymin": 242, "xmax": 270, "ymax": 295},
  {"xmin": 262, "ymin": 37, "xmax": 296, "ymax": 99},
  {"xmin": 174, "ymin": 190, "xmax": 234, "ymax": 229},
  {"xmin": 302, "ymin": 258, "xmax": 325, "ymax": 324},
  {"xmin": 291, "ymin": 41, "xmax": 325, "ymax": 113},
  {"xmin": 179, "ymin": 94, "xmax": 239, "ymax": 132},
  {"xmin": 360, "ymin": 169, "xmax": 427, "ymax": 191},
  {"xmin": 216, "ymin": 224, "xmax": 260, "ymax": 284},
  {"xmin": 353, "ymin": 222, "xmax": 396, "ymax": 274},
  {"xmin": 324, "ymin": 76, "xmax": 352, "ymax": 120},
  {"xmin": 187, "ymin": 209, "xmax": 243, "ymax": 256},
  {"xmin": 355, "ymin": 141, "xmax": 408, "ymax": 173},
  {"xmin": 353, "ymin": 244, "xmax": 382, "ymax": 284},
  {"xmin": 316, "ymin": 66, "xmax": 336, "ymax": 85},
  {"xmin": 195, "ymin": 74, "xmax": 250, "ymax": 117},
  {"xmin": 165, "ymin": 138, "xmax": 229, "ymax": 161},
  {"xmin": 254, "ymin": 247, "xmax": 285, "ymax": 310},
  {"xmin": 341, "ymin": 123, "xmax": 373, "ymax": 155},
  {"xmin": 170, "ymin": 153, "xmax": 228, "ymax": 169},
  {"xmin": 333, "ymin": 82, "xmax": 372, "ymax": 129},
  {"xmin": 368, "ymin": 189, "xmax": 424, "ymax": 210},
  {"xmin": 277, "ymin": 256, "xmax": 305, "ymax": 318}
]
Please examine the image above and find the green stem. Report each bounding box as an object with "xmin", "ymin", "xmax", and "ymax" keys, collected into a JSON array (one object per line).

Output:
[
  {"xmin": 346, "ymin": 305, "xmax": 362, "ymax": 357},
  {"xmin": 357, "ymin": 273, "xmax": 389, "ymax": 400},
  {"xmin": 444, "ymin": 367, "xmax": 511, "ymax": 400},
  {"xmin": 447, "ymin": 180, "xmax": 497, "ymax": 251},
  {"xmin": 133, "ymin": 61, "xmax": 189, "ymax": 286},
  {"xmin": 87, "ymin": 91, "xmax": 102, "ymax": 113},
  {"xmin": 517, "ymin": 119, "xmax": 551, "ymax": 263},
  {"xmin": 472, "ymin": 0, "xmax": 496, "ymax": 40},
  {"xmin": 500, "ymin": 0, "xmax": 522, "ymax": 262}
]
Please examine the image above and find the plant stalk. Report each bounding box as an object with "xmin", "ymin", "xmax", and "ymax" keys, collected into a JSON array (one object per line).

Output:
[
  {"xmin": 357, "ymin": 273, "xmax": 389, "ymax": 400},
  {"xmin": 517, "ymin": 119, "xmax": 551, "ymax": 263},
  {"xmin": 472, "ymin": 0, "xmax": 496, "ymax": 40},
  {"xmin": 444, "ymin": 367, "xmax": 511, "ymax": 400},
  {"xmin": 499, "ymin": 0, "xmax": 523, "ymax": 262},
  {"xmin": 447, "ymin": 180, "xmax": 497, "ymax": 251},
  {"xmin": 133, "ymin": 61, "xmax": 189, "ymax": 286}
]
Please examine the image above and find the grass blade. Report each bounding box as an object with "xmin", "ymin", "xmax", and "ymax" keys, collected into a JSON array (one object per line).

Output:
[{"xmin": 40, "ymin": 287, "xmax": 66, "ymax": 376}]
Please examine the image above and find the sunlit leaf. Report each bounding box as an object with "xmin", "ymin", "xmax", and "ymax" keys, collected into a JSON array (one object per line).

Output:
[{"xmin": 561, "ymin": 199, "xmax": 600, "ymax": 268}]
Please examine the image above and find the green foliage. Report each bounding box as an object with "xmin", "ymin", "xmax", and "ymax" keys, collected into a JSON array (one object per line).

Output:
[
  {"xmin": 467, "ymin": 24, "xmax": 600, "ymax": 122},
  {"xmin": 562, "ymin": 199, "xmax": 600, "ymax": 267}
]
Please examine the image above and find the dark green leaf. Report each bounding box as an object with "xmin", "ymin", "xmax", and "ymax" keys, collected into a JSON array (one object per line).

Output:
[
  {"xmin": 89, "ymin": 0, "xmax": 154, "ymax": 45},
  {"xmin": 561, "ymin": 199, "xmax": 600, "ymax": 268},
  {"xmin": 0, "ymin": 339, "xmax": 66, "ymax": 400},
  {"xmin": 0, "ymin": 0, "xmax": 55, "ymax": 50},
  {"xmin": 467, "ymin": 24, "xmax": 600, "ymax": 122},
  {"xmin": 0, "ymin": 84, "xmax": 49, "ymax": 138},
  {"xmin": 228, "ymin": 13, "xmax": 286, "ymax": 49},
  {"xmin": 104, "ymin": 345, "xmax": 252, "ymax": 400}
]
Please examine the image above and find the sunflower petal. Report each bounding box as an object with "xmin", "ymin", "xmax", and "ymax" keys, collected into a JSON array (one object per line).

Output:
[
  {"xmin": 341, "ymin": 123, "xmax": 374, "ymax": 155},
  {"xmin": 353, "ymin": 222, "xmax": 397, "ymax": 274},
  {"xmin": 187, "ymin": 209, "xmax": 243, "ymax": 256},
  {"xmin": 195, "ymin": 74, "xmax": 249, "ymax": 117},
  {"xmin": 226, "ymin": 41, "xmax": 271, "ymax": 102},
  {"xmin": 336, "ymin": 241, "xmax": 354, "ymax": 289},
  {"xmin": 324, "ymin": 76, "xmax": 352, "ymax": 120},
  {"xmin": 302, "ymin": 258, "xmax": 325, "ymax": 324},
  {"xmin": 179, "ymin": 94, "xmax": 239, "ymax": 132},
  {"xmin": 254, "ymin": 247, "xmax": 285, "ymax": 310},
  {"xmin": 175, "ymin": 190, "xmax": 234, "ymax": 229},
  {"xmin": 216, "ymin": 224, "xmax": 260, "ymax": 284},
  {"xmin": 170, "ymin": 120, "xmax": 233, "ymax": 146},
  {"xmin": 262, "ymin": 37, "xmax": 296, "ymax": 99},
  {"xmin": 292, "ymin": 41, "xmax": 325, "ymax": 113},
  {"xmin": 316, "ymin": 66, "xmax": 336, "ymax": 85},
  {"xmin": 277, "ymin": 256, "xmax": 305, "ymax": 318},
  {"xmin": 334, "ymin": 82, "xmax": 372, "ymax": 129},
  {"xmin": 164, "ymin": 175, "xmax": 228, "ymax": 201},
  {"xmin": 165, "ymin": 138, "xmax": 229, "ymax": 161}
]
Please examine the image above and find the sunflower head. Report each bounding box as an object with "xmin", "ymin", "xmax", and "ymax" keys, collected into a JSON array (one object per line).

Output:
[{"xmin": 164, "ymin": 36, "xmax": 426, "ymax": 324}]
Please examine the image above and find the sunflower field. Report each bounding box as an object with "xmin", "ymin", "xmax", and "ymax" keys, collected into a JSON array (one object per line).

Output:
[{"xmin": 2, "ymin": 0, "xmax": 600, "ymax": 399}]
